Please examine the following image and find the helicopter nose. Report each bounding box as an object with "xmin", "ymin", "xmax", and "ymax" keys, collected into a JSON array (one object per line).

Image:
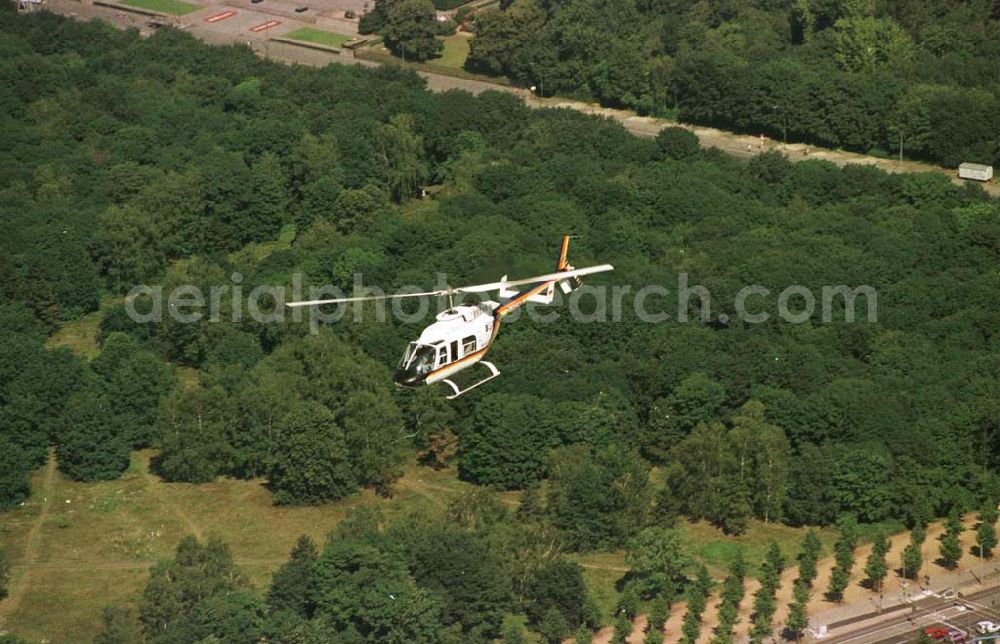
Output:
[{"xmin": 394, "ymin": 369, "xmax": 424, "ymax": 388}]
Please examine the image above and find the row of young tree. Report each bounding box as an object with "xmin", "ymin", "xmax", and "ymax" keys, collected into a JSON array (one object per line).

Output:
[{"xmin": 463, "ymin": 0, "xmax": 1000, "ymax": 167}]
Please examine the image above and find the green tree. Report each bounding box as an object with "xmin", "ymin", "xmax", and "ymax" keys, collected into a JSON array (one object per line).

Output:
[
  {"xmin": 92, "ymin": 332, "xmax": 176, "ymax": 447},
  {"xmin": 626, "ymin": 527, "xmax": 689, "ymax": 600},
  {"xmin": 832, "ymin": 17, "xmax": 915, "ymax": 73},
  {"xmin": 939, "ymin": 510, "xmax": 964, "ymax": 570},
  {"xmin": 459, "ymin": 394, "xmax": 555, "ymax": 489},
  {"xmin": 246, "ymin": 151, "xmax": 290, "ymax": 241},
  {"xmin": 901, "ymin": 525, "xmax": 925, "ymax": 580},
  {"xmin": 546, "ymin": 443, "xmax": 652, "ymax": 550},
  {"xmin": 0, "ymin": 547, "xmax": 9, "ymax": 601},
  {"xmin": 267, "ymin": 534, "xmax": 318, "ymax": 618},
  {"xmin": 374, "ymin": 113, "xmax": 429, "ymax": 202},
  {"xmin": 713, "ymin": 550, "xmax": 746, "ymax": 642},
  {"xmin": 93, "ymin": 205, "xmax": 165, "ymax": 292},
  {"xmin": 525, "ymin": 560, "xmax": 590, "ymax": 630},
  {"xmin": 798, "ymin": 531, "xmax": 822, "ymax": 586},
  {"xmin": 268, "ymin": 401, "xmax": 356, "ymax": 505},
  {"xmin": 312, "ymin": 538, "xmax": 444, "ymax": 643},
  {"xmin": 383, "ymin": 0, "xmax": 443, "ymax": 61},
  {"xmin": 764, "ymin": 541, "xmax": 785, "ymax": 578},
  {"xmin": 399, "ymin": 523, "xmax": 511, "ymax": 638},
  {"xmin": 826, "ymin": 517, "xmax": 858, "ymax": 601},
  {"xmin": 465, "ymin": 0, "xmax": 545, "ymax": 76},
  {"xmin": 977, "ymin": 504, "xmax": 998, "ymax": 559},
  {"xmin": 679, "ymin": 564, "xmax": 711, "ymax": 643},
  {"xmin": 502, "ymin": 624, "xmax": 528, "ymax": 644},
  {"xmin": 0, "ymin": 437, "xmax": 31, "ymax": 509},
  {"xmin": 784, "ymin": 581, "xmax": 810, "ymax": 641},
  {"xmin": 863, "ymin": 531, "xmax": 890, "ymax": 592},
  {"xmin": 653, "ymin": 127, "xmax": 701, "ymax": 161},
  {"xmin": 57, "ymin": 385, "xmax": 131, "ymax": 482},
  {"xmin": 612, "ymin": 612, "xmax": 633, "ymax": 644},
  {"xmin": 539, "ymin": 606, "xmax": 570, "ymax": 644},
  {"xmin": 153, "ymin": 386, "xmax": 236, "ymax": 484},
  {"xmin": 139, "ymin": 536, "xmax": 249, "ymax": 638},
  {"xmin": 574, "ymin": 624, "xmax": 594, "ymax": 644}
]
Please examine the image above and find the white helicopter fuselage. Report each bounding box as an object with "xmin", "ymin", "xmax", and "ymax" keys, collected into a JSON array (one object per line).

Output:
[{"xmin": 397, "ymin": 303, "xmax": 500, "ymax": 387}]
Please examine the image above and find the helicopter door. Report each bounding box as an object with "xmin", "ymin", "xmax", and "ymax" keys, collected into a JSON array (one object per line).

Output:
[
  {"xmin": 450, "ymin": 340, "xmax": 459, "ymax": 362},
  {"xmin": 436, "ymin": 344, "xmax": 448, "ymax": 368}
]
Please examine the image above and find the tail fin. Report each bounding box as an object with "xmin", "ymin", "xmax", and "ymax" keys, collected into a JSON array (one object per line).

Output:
[{"xmin": 557, "ymin": 235, "xmax": 571, "ymax": 271}]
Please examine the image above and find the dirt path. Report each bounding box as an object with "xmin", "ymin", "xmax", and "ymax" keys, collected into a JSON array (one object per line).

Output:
[
  {"xmin": 140, "ymin": 454, "xmax": 204, "ymax": 541},
  {"xmin": 732, "ymin": 577, "xmax": 761, "ymax": 640},
  {"xmin": 0, "ymin": 452, "xmax": 56, "ymax": 633},
  {"xmin": 8, "ymin": 557, "xmax": 289, "ymax": 572},
  {"xmin": 695, "ymin": 588, "xmax": 722, "ymax": 643}
]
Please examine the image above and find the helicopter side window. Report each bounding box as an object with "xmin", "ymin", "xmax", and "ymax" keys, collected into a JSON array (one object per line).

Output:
[
  {"xmin": 462, "ymin": 335, "xmax": 476, "ymax": 355},
  {"xmin": 436, "ymin": 344, "xmax": 449, "ymax": 367}
]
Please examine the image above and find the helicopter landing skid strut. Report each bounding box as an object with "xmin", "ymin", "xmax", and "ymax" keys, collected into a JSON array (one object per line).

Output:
[{"xmin": 442, "ymin": 361, "xmax": 500, "ymax": 400}]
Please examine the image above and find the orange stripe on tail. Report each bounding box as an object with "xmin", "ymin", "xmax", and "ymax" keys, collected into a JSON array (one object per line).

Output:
[{"xmin": 557, "ymin": 235, "xmax": 571, "ymax": 270}]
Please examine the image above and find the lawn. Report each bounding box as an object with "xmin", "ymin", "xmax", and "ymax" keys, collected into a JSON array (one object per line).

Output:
[
  {"xmin": 46, "ymin": 302, "xmax": 112, "ymax": 360},
  {"xmin": 119, "ymin": 0, "xmax": 200, "ymax": 15},
  {"xmin": 686, "ymin": 519, "xmax": 840, "ymax": 578},
  {"xmin": 436, "ymin": 33, "xmax": 471, "ymax": 70},
  {"xmin": 283, "ymin": 27, "xmax": 354, "ymax": 49},
  {"xmin": 363, "ymin": 33, "xmax": 474, "ymax": 74}
]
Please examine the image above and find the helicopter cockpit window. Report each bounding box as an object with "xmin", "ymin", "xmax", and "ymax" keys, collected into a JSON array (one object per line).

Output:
[
  {"xmin": 401, "ymin": 343, "xmax": 436, "ymax": 374},
  {"xmin": 400, "ymin": 343, "xmax": 416, "ymax": 366}
]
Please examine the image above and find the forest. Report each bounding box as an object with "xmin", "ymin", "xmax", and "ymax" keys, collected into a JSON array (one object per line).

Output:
[
  {"xmin": 463, "ymin": 0, "xmax": 1000, "ymax": 168},
  {"xmin": 0, "ymin": 3, "xmax": 999, "ymax": 642}
]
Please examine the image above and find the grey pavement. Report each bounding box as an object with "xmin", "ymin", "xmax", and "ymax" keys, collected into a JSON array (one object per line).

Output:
[{"xmin": 811, "ymin": 559, "xmax": 1000, "ymax": 642}]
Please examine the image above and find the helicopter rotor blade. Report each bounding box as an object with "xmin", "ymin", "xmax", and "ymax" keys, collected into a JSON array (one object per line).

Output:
[
  {"xmin": 454, "ymin": 264, "xmax": 614, "ymax": 294},
  {"xmin": 284, "ymin": 290, "xmax": 447, "ymax": 308},
  {"xmin": 284, "ymin": 264, "xmax": 614, "ymax": 308}
]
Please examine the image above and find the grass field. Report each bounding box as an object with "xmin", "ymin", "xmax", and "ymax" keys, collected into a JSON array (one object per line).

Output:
[
  {"xmin": 283, "ymin": 28, "xmax": 354, "ymax": 49},
  {"xmin": 47, "ymin": 305, "xmax": 109, "ymax": 360},
  {"xmin": 436, "ymin": 33, "xmax": 471, "ymax": 70},
  {"xmin": 358, "ymin": 32, "xmax": 494, "ymax": 81},
  {"xmin": 0, "ymin": 451, "xmax": 480, "ymax": 642},
  {"xmin": 119, "ymin": 0, "xmax": 200, "ymax": 15}
]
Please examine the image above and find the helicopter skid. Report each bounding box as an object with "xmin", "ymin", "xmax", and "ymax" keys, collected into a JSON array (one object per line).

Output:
[{"xmin": 442, "ymin": 361, "xmax": 500, "ymax": 400}]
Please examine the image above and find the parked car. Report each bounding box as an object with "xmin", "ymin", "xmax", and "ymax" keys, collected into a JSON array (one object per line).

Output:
[
  {"xmin": 925, "ymin": 627, "xmax": 950, "ymax": 640},
  {"xmin": 978, "ymin": 621, "xmax": 1000, "ymax": 634},
  {"xmin": 948, "ymin": 630, "xmax": 967, "ymax": 642}
]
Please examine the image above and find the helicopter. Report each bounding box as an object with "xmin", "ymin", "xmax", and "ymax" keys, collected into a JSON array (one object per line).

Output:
[{"xmin": 285, "ymin": 236, "xmax": 613, "ymax": 398}]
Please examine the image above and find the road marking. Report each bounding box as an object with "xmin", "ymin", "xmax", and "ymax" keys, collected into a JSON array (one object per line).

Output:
[
  {"xmin": 250, "ymin": 20, "xmax": 280, "ymax": 32},
  {"xmin": 204, "ymin": 10, "xmax": 237, "ymax": 22}
]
